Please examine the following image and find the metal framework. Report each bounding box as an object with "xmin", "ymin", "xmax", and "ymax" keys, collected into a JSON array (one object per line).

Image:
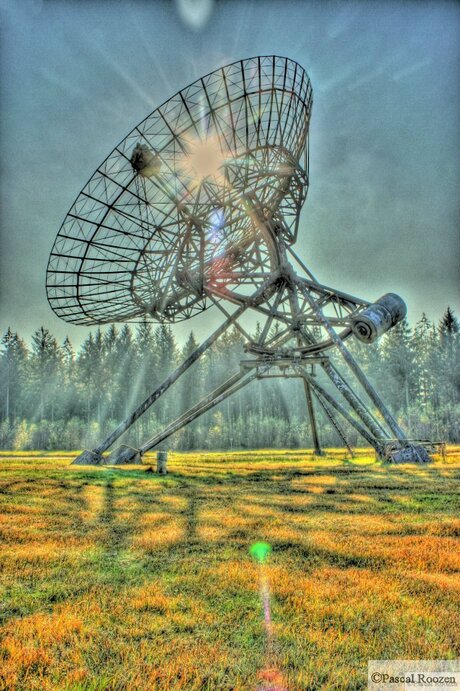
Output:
[{"xmin": 46, "ymin": 55, "xmax": 431, "ymax": 465}]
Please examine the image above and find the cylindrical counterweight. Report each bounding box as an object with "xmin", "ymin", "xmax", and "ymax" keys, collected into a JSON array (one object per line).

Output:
[{"xmin": 351, "ymin": 293, "xmax": 407, "ymax": 343}]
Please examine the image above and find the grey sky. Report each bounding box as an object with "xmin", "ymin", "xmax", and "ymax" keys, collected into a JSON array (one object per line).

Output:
[{"xmin": 1, "ymin": 0, "xmax": 459, "ymax": 347}]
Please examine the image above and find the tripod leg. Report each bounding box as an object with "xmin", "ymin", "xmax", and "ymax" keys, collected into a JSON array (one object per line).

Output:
[
  {"xmin": 297, "ymin": 277, "xmax": 407, "ymax": 441},
  {"xmin": 294, "ymin": 313, "xmax": 388, "ymax": 447},
  {"xmin": 311, "ymin": 387, "xmax": 354, "ymax": 457},
  {"xmin": 280, "ymin": 270, "xmax": 323, "ymax": 457},
  {"xmin": 322, "ymin": 361, "xmax": 388, "ymax": 444},
  {"xmin": 73, "ymin": 304, "xmax": 247, "ymax": 465},
  {"xmin": 137, "ymin": 369, "xmax": 261, "ymax": 455},
  {"xmin": 299, "ymin": 368, "xmax": 381, "ymax": 452},
  {"xmin": 302, "ymin": 378, "xmax": 322, "ymax": 455}
]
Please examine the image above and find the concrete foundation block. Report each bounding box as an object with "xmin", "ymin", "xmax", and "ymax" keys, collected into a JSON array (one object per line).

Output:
[
  {"xmin": 157, "ymin": 450, "xmax": 168, "ymax": 474},
  {"xmin": 386, "ymin": 444, "xmax": 431, "ymax": 464},
  {"xmin": 105, "ymin": 445, "xmax": 142, "ymax": 465},
  {"xmin": 72, "ymin": 449, "xmax": 104, "ymax": 465}
]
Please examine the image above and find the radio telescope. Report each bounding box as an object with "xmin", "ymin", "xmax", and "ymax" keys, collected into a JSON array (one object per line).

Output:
[{"xmin": 47, "ymin": 55, "xmax": 431, "ymax": 464}]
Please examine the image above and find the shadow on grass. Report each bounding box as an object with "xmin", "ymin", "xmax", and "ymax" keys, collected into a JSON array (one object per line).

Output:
[{"xmin": 1, "ymin": 457, "xmax": 459, "ymax": 627}]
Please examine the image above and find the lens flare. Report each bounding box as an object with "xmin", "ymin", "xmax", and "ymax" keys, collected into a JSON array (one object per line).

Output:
[
  {"xmin": 250, "ymin": 542, "xmax": 287, "ymax": 691},
  {"xmin": 179, "ymin": 133, "xmax": 228, "ymax": 187},
  {"xmin": 208, "ymin": 208, "xmax": 226, "ymax": 245},
  {"xmin": 175, "ymin": 0, "xmax": 214, "ymax": 31},
  {"xmin": 250, "ymin": 541, "xmax": 272, "ymax": 564}
]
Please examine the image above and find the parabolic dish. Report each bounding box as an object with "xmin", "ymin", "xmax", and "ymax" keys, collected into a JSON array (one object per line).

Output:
[{"xmin": 47, "ymin": 55, "xmax": 312, "ymax": 325}]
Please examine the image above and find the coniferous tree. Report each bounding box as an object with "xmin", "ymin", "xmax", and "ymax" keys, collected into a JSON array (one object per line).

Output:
[
  {"xmin": 0, "ymin": 328, "xmax": 28, "ymax": 423},
  {"xmin": 411, "ymin": 315, "xmax": 444, "ymax": 439},
  {"xmin": 380, "ymin": 319, "xmax": 416, "ymax": 432},
  {"xmin": 179, "ymin": 331, "xmax": 203, "ymax": 449},
  {"xmin": 29, "ymin": 327, "xmax": 62, "ymax": 424},
  {"xmin": 103, "ymin": 325, "xmax": 119, "ymax": 422},
  {"xmin": 439, "ymin": 306, "xmax": 459, "ymax": 337},
  {"xmin": 59, "ymin": 336, "xmax": 79, "ymax": 419},
  {"xmin": 437, "ymin": 307, "xmax": 460, "ymax": 440},
  {"xmin": 0, "ymin": 306, "xmax": 459, "ymax": 450},
  {"xmin": 114, "ymin": 324, "xmax": 137, "ymax": 419},
  {"xmin": 78, "ymin": 332, "xmax": 98, "ymax": 423},
  {"xmin": 154, "ymin": 324, "xmax": 178, "ymax": 425},
  {"xmin": 135, "ymin": 320, "xmax": 157, "ymax": 391},
  {"xmin": 412, "ymin": 314, "xmax": 437, "ymax": 407},
  {"xmin": 134, "ymin": 319, "xmax": 158, "ymax": 439}
]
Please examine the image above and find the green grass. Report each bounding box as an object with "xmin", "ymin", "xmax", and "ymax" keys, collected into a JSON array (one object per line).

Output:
[{"xmin": 0, "ymin": 448, "xmax": 459, "ymax": 690}]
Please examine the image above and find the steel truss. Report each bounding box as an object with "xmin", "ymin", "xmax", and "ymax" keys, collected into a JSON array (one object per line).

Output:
[
  {"xmin": 44, "ymin": 53, "xmax": 431, "ymax": 465},
  {"xmin": 74, "ymin": 243, "xmax": 431, "ymax": 466},
  {"xmin": 47, "ymin": 56, "xmax": 312, "ymax": 326}
]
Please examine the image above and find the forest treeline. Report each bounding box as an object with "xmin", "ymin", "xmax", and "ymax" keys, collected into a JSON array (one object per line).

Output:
[{"xmin": 0, "ymin": 307, "xmax": 459, "ymax": 451}]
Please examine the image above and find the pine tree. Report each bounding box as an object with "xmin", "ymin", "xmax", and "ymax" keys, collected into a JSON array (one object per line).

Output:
[
  {"xmin": 59, "ymin": 336, "xmax": 78, "ymax": 419},
  {"xmin": 113, "ymin": 324, "xmax": 137, "ymax": 419},
  {"xmin": 154, "ymin": 324, "xmax": 178, "ymax": 424},
  {"xmin": 135, "ymin": 319, "xmax": 157, "ymax": 389},
  {"xmin": 103, "ymin": 325, "xmax": 119, "ymax": 422},
  {"xmin": 77, "ymin": 331, "xmax": 103, "ymax": 423},
  {"xmin": 29, "ymin": 327, "xmax": 62, "ymax": 448},
  {"xmin": 0, "ymin": 305, "xmax": 458, "ymax": 451},
  {"xmin": 0, "ymin": 328, "xmax": 28, "ymax": 422},
  {"xmin": 412, "ymin": 314, "xmax": 437, "ymax": 409},
  {"xmin": 180, "ymin": 331, "xmax": 202, "ymax": 449},
  {"xmin": 62, "ymin": 336, "xmax": 75, "ymax": 364},
  {"xmin": 155, "ymin": 324, "xmax": 178, "ymax": 376},
  {"xmin": 380, "ymin": 319, "xmax": 416, "ymax": 432},
  {"xmin": 135, "ymin": 319, "xmax": 158, "ymax": 440},
  {"xmin": 437, "ymin": 307, "xmax": 460, "ymax": 440},
  {"xmin": 439, "ymin": 306, "xmax": 459, "ymax": 339}
]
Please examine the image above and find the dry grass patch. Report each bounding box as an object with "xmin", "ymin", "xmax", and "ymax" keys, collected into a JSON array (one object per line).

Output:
[{"xmin": 0, "ymin": 448, "xmax": 459, "ymax": 689}]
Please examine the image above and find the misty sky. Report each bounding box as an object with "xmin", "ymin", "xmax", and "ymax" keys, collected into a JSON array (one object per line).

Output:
[{"xmin": 0, "ymin": 0, "xmax": 459, "ymax": 347}]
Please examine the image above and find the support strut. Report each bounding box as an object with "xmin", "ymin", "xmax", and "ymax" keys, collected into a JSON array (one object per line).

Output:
[
  {"xmin": 296, "ymin": 277, "xmax": 407, "ymax": 442},
  {"xmin": 321, "ymin": 361, "xmax": 388, "ymax": 445},
  {"xmin": 311, "ymin": 388, "xmax": 354, "ymax": 457},
  {"xmin": 106, "ymin": 368, "xmax": 263, "ymax": 463},
  {"xmin": 281, "ymin": 253, "xmax": 323, "ymax": 457},
  {"xmin": 72, "ymin": 242, "xmax": 430, "ymax": 466},
  {"xmin": 298, "ymin": 367, "xmax": 380, "ymax": 451},
  {"xmin": 74, "ymin": 272, "xmax": 284, "ymax": 465},
  {"xmin": 138, "ymin": 369, "xmax": 260, "ymax": 455},
  {"xmin": 73, "ymin": 304, "xmax": 247, "ymax": 465},
  {"xmin": 302, "ymin": 378, "xmax": 322, "ymax": 455}
]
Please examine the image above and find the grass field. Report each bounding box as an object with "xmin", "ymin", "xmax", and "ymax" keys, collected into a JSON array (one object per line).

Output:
[{"xmin": 0, "ymin": 448, "xmax": 459, "ymax": 690}]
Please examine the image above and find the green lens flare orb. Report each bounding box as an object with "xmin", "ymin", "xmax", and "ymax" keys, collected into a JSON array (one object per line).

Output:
[{"xmin": 250, "ymin": 542, "xmax": 272, "ymax": 564}]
